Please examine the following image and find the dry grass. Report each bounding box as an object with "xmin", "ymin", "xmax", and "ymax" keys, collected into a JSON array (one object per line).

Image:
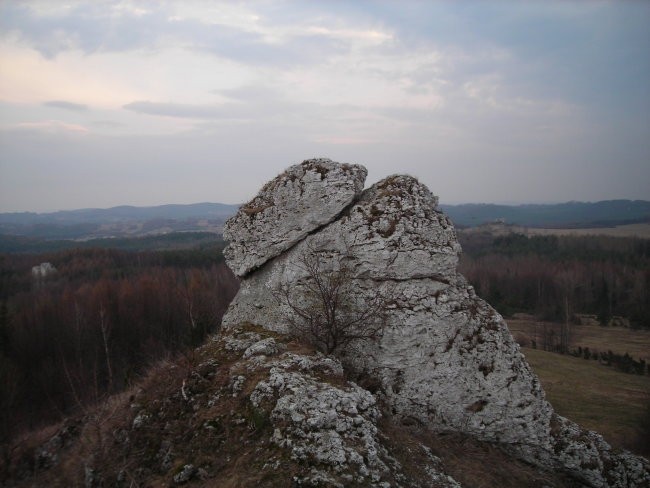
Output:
[
  {"xmin": 508, "ymin": 318, "xmax": 650, "ymax": 362},
  {"xmin": 8, "ymin": 318, "xmax": 647, "ymax": 486},
  {"xmin": 461, "ymin": 222, "xmax": 650, "ymax": 238},
  {"xmin": 521, "ymin": 347, "xmax": 650, "ymax": 453},
  {"xmin": 381, "ymin": 421, "xmax": 584, "ymax": 488},
  {"xmin": 2, "ymin": 324, "xmax": 325, "ymax": 487}
]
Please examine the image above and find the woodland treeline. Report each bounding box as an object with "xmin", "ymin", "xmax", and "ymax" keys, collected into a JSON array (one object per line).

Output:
[
  {"xmin": 0, "ymin": 245, "xmax": 239, "ymax": 444},
  {"xmin": 459, "ymin": 233, "xmax": 650, "ymax": 328}
]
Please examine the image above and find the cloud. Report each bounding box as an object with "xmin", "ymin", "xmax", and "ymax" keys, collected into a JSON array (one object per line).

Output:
[
  {"xmin": 43, "ymin": 100, "xmax": 88, "ymax": 111},
  {"xmin": 0, "ymin": 2, "xmax": 166, "ymax": 58},
  {"xmin": 123, "ymin": 101, "xmax": 247, "ymax": 120},
  {"xmin": 216, "ymin": 85, "xmax": 283, "ymax": 102},
  {"xmin": 0, "ymin": 1, "xmax": 362, "ymax": 67},
  {"xmin": 90, "ymin": 120, "xmax": 125, "ymax": 128},
  {"xmin": 9, "ymin": 120, "xmax": 89, "ymax": 134},
  {"xmin": 0, "ymin": 1, "xmax": 648, "ymax": 211}
]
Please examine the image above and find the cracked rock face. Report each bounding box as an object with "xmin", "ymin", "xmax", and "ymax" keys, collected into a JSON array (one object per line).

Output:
[
  {"xmin": 223, "ymin": 158, "xmax": 367, "ymax": 277},
  {"xmin": 222, "ymin": 159, "xmax": 650, "ymax": 487}
]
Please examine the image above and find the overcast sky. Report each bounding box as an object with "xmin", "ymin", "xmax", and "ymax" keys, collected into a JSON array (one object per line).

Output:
[{"xmin": 0, "ymin": 1, "xmax": 649, "ymax": 212}]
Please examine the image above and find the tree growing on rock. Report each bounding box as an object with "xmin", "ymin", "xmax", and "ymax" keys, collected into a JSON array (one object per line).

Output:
[{"xmin": 275, "ymin": 247, "xmax": 389, "ymax": 355}]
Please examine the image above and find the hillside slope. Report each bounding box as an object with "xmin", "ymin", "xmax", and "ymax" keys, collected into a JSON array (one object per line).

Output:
[{"xmin": 2, "ymin": 324, "xmax": 585, "ymax": 487}]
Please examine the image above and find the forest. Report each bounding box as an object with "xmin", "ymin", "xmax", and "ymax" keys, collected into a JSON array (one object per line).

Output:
[
  {"xmin": 0, "ymin": 243, "xmax": 239, "ymax": 447},
  {"xmin": 459, "ymin": 232, "xmax": 650, "ymax": 328}
]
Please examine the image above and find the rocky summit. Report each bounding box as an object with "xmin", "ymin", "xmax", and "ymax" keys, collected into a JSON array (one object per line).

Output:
[
  {"xmin": 7, "ymin": 159, "xmax": 648, "ymax": 487},
  {"xmin": 223, "ymin": 158, "xmax": 650, "ymax": 487}
]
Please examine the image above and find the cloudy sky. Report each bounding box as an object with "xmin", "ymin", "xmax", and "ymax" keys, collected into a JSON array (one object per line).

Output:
[{"xmin": 0, "ymin": 1, "xmax": 648, "ymax": 212}]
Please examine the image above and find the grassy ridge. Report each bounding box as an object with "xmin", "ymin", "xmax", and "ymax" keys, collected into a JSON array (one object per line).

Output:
[
  {"xmin": 510, "ymin": 318, "xmax": 650, "ymax": 452},
  {"xmin": 442, "ymin": 200, "xmax": 650, "ymax": 228}
]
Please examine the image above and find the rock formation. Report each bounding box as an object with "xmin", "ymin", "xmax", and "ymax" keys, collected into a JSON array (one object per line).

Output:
[
  {"xmin": 223, "ymin": 159, "xmax": 367, "ymax": 277},
  {"xmin": 223, "ymin": 158, "xmax": 650, "ymax": 487},
  {"xmin": 8, "ymin": 322, "xmax": 469, "ymax": 487}
]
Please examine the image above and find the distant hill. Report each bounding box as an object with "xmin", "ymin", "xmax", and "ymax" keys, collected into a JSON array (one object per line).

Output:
[
  {"xmin": 0, "ymin": 202, "xmax": 239, "ymax": 225},
  {"xmin": 0, "ymin": 202, "xmax": 240, "ymax": 240},
  {"xmin": 440, "ymin": 200, "xmax": 650, "ymax": 228},
  {"xmin": 1, "ymin": 200, "xmax": 649, "ymax": 242}
]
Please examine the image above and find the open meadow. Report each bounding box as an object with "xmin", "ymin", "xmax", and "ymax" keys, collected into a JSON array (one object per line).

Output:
[
  {"xmin": 509, "ymin": 318, "xmax": 650, "ymax": 454},
  {"xmin": 508, "ymin": 318, "xmax": 650, "ymax": 362}
]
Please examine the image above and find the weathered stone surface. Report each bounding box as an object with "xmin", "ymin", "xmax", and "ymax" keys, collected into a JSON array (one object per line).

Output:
[
  {"xmin": 222, "ymin": 174, "xmax": 461, "ymax": 330},
  {"xmin": 223, "ymin": 325, "xmax": 460, "ymax": 487},
  {"xmin": 222, "ymin": 160, "xmax": 650, "ymax": 487},
  {"xmin": 224, "ymin": 250, "xmax": 553, "ymax": 447},
  {"xmin": 338, "ymin": 174, "xmax": 460, "ymax": 280},
  {"xmin": 544, "ymin": 414, "xmax": 650, "ymax": 488},
  {"xmin": 242, "ymin": 337, "xmax": 286, "ymax": 358},
  {"xmin": 223, "ymin": 158, "xmax": 367, "ymax": 277}
]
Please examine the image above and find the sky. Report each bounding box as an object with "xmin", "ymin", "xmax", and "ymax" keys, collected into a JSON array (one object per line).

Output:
[{"xmin": 0, "ymin": 1, "xmax": 649, "ymax": 212}]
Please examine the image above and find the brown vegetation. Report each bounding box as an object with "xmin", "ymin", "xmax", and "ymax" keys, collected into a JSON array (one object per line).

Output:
[
  {"xmin": 381, "ymin": 420, "xmax": 584, "ymax": 488},
  {"xmin": 3, "ymin": 323, "xmax": 588, "ymax": 487},
  {"xmin": 459, "ymin": 233, "xmax": 650, "ymax": 329},
  {"xmin": 0, "ymin": 247, "xmax": 239, "ymax": 448}
]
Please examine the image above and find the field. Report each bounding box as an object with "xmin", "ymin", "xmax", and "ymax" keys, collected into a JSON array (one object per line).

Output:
[
  {"xmin": 508, "ymin": 318, "xmax": 650, "ymax": 362},
  {"xmin": 508, "ymin": 318, "xmax": 650, "ymax": 453},
  {"xmin": 522, "ymin": 222, "xmax": 650, "ymax": 238},
  {"xmin": 522, "ymin": 348, "xmax": 649, "ymax": 452}
]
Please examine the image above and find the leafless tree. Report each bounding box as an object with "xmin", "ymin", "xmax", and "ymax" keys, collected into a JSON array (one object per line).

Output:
[{"xmin": 275, "ymin": 247, "xmax": 390, "ymax": 355}]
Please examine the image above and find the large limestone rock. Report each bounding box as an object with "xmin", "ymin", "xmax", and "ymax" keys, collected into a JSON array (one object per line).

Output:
[
  {"xmin": 222, "ymin": 159, "xmax": 650, "ymax": 487},
  {"xmin": 223, "ymin": 158, "xmax": 367, "ymax": 276}
]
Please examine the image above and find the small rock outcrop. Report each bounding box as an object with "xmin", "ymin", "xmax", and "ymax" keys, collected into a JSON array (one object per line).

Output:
[
  {"xmin": 222, "ymin": 158, "xmax": 650, "ymax": 487},
  {"xmin": 31, "ymin": 262, "xmax": 56, "ymax": 280}
]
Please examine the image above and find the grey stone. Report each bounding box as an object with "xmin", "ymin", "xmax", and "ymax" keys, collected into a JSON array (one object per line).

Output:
[
  {"xmin": 243, "ymin": 337, "xmax": 286, "ymax": 358},
  {"xmin": 219, "ymin": 324, "xmax": 460, "ymax": 487},
  {"xmin": 173, "ymin": 464, "xmax": 196, "ymax": 484},
  {"xmin": 221, "ymin": 159, "xmax": 650, "ymax": 487},
  {"xmin": 223, "ymin": 158, "xmax": 367, "ymax": 277}
]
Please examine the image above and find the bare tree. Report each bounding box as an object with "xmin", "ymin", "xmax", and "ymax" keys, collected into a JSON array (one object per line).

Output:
[
  {"xmin": 275, "ymin": 247, "xmax": 389, "ymax": 355},
  {"xmin": 556, "ymin": 267, "xmax": 580, "ymax": 354},
  {"xmin": 98, "ymin": 303, "xmax": 113, "ymax": 392}
]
